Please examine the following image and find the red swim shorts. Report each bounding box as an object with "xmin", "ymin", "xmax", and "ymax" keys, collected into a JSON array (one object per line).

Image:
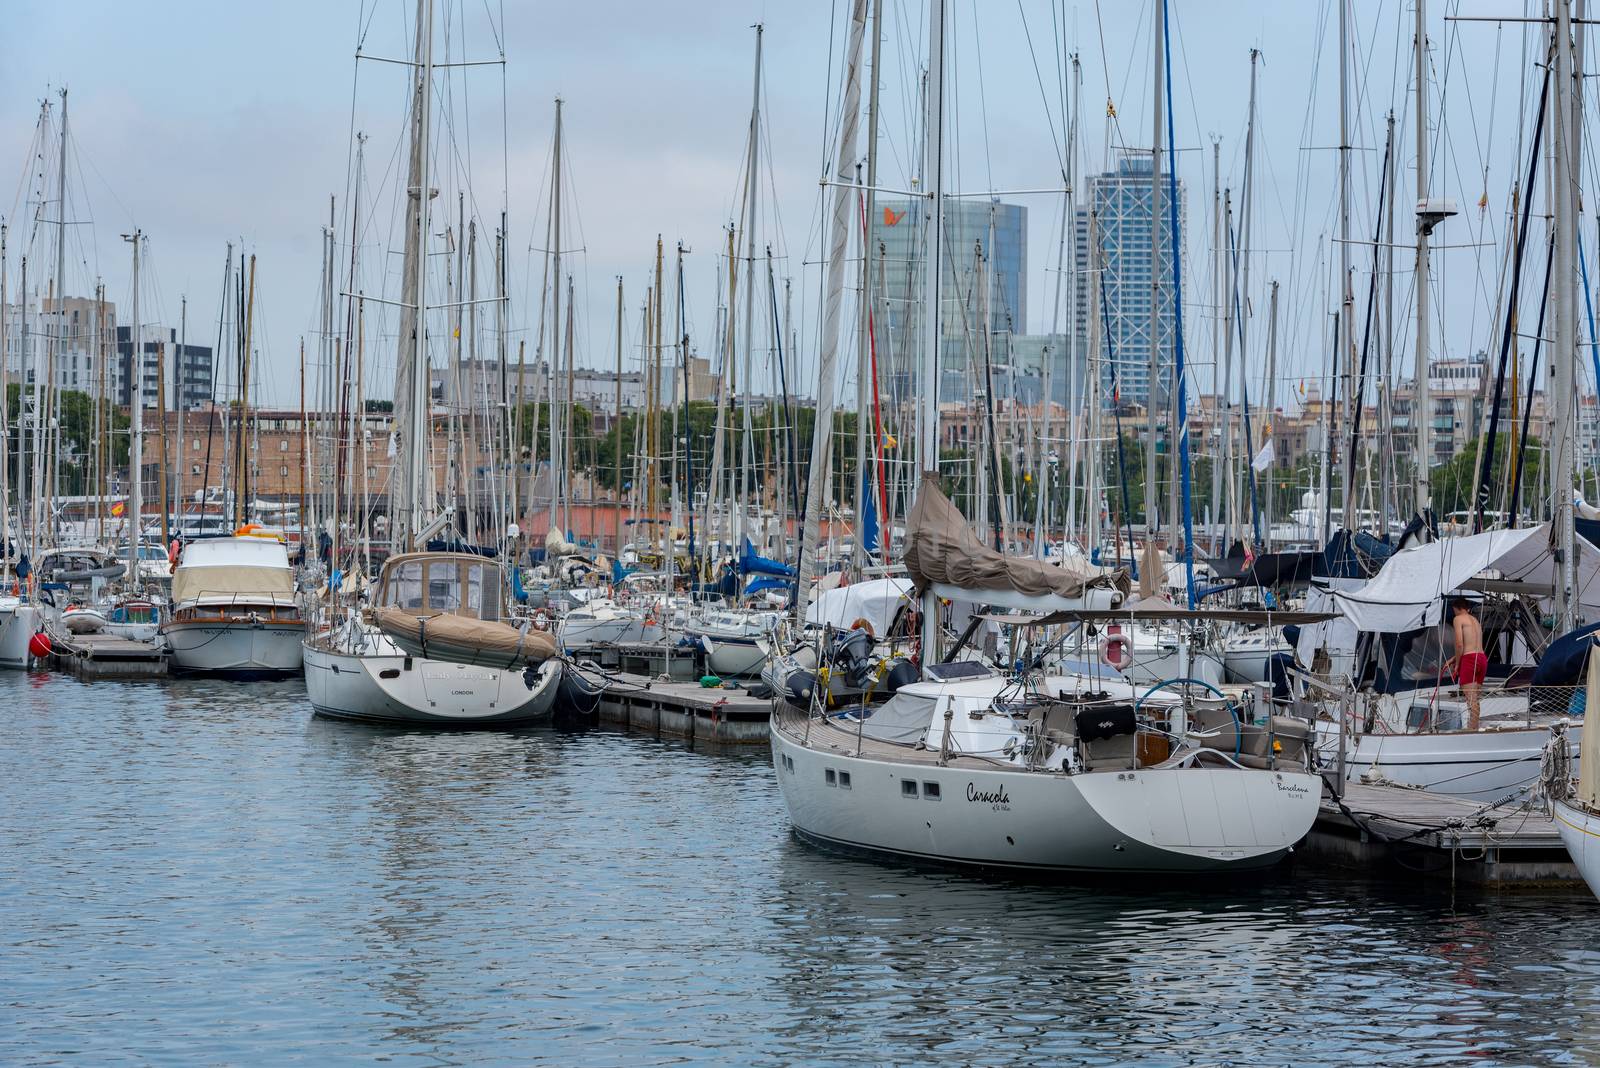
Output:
[{"xmin": 1456, "ymin": 651, "xmax": 1487, "ymax": 686}]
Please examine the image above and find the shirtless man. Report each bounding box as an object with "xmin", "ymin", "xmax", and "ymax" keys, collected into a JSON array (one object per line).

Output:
[{"xmin": 1444, "ymin": 598, "xmax": 1486, "ymax": 730}]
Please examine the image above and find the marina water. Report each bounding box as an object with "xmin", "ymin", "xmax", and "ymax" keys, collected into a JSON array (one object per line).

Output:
[{"xmin": 4, "ymin": 670, "xmax": 1599, "ymax": 1066}]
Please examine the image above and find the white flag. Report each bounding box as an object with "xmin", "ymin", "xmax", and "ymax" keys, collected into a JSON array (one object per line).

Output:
[{"xmin": 1251, "ymin": 438, "xmax": 1276, "ymax": 472}]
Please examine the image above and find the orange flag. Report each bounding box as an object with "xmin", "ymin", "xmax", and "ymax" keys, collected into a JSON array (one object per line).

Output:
[{"xmin": 883, "ymin": 207, "xmax": 904, "ymax": 227}]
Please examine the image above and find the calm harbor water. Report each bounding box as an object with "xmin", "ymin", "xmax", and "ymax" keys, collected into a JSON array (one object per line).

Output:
[{"xmin": 3, "ymin": 669, "xmax": 1600, "ymax": 1066}]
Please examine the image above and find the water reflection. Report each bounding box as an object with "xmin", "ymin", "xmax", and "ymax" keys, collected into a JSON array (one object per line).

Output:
[{"xmin": 1, "ymin": 669, "xmax": 1597, "ymax": 1066}]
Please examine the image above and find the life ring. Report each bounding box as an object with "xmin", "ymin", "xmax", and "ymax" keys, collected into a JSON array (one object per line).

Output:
[
  {"xmin": 1098, "ymin": 624, "xmax": 1134, "ymax": 671},
  {"xmin": 531, "ymin": 609, "xmax": 553, "ymax": 632}
]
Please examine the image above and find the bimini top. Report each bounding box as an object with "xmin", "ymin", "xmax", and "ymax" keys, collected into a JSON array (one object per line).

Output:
[
  {"xmin": 378, "ymin": 551, "xmax": 505, "ymax": 621},
  {"xmin": 1331, "ymin": 523, "xmax": 1600, "ymax": 633},
  {"xmin": 172, "ymin": 535, "xmax": 295, "ymax": 604}
]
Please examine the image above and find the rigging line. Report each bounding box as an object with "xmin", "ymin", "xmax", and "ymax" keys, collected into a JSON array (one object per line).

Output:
[
  {"xmin": 1014, "ymin": 0, "xmax": 1066, "ymax": 175},
  {"xmin": 971, "ymin": 1, "xmax": 996, "ymax": 202},
  {"xmin": 1089, "ymin": 0, "xmax": 1128, "ymax": 153}
]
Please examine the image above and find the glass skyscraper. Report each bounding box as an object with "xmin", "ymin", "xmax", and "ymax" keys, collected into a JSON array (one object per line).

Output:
[
  {"xmin": 1072, "ymin": 156, "xmax": 1186, "ymax": 411},
  {"xmin": 870, "ymin": 198, "xmax": 1027, "ymax": 404}
]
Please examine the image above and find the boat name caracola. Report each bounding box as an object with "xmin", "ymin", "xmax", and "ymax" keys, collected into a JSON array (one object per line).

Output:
[{"xmin": 966, "ymin": 782, "xmax": 1011, "ymax": 808}]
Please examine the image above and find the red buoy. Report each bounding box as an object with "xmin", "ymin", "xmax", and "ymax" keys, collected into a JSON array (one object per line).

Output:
[{"xmin": 27, "ymin": 632, "xmax": 51, "ymax": 659}]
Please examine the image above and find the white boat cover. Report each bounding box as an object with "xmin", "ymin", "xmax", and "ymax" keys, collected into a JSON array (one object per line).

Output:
[
  {"xmin": 375, "ymin": 607, "xmax": 558, "ymax": 668},
  {"xmin": 905, "ymin": 478, "xmax": 1128, "ymax": 610},
  {"xmin": 1331, "ymin": 523, "xmax": 1600, "ymax": 632},
  {"xmin": 805, "ymin": 577, "xmax": 914, "ymax": 636}
]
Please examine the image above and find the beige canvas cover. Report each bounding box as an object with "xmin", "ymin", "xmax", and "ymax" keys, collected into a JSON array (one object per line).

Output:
[
  {"xmin": 172, "ymin": 565, "xmax": 295, "ymax": 604},
  {"xmin": 904, "ymin": 476, "xmax": 1128, "ymax": 609},
  {"xmin": 375, "ymin": 606, "xmax": 558, "ymax": 669}
]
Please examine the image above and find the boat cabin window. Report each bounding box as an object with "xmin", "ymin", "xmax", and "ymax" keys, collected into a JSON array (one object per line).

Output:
[
  {"xmin": 389, "ymin": 562, "xmax": 426, "ymax": 611},
  {"xmin": 381, "ymin": 556, "xmax": 502, "ymax": 621}
]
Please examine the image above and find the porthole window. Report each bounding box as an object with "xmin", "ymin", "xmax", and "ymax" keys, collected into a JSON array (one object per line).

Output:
[
  {"xmin": 839, "ymin": 771, "xmax": 851, "ymax": 790},
  {"xmin": 901, "ymin": 780, "xmax": 919, "ymax": 798},
  {"xmin": 825, "ymin": 769, "xmax": 836, "ymax": 787},
  {"xmin": 923, "ymin": 781, "xmax": 941, "ymax": 800}
]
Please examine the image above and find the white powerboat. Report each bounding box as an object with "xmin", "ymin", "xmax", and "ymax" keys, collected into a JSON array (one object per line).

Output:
[
  {"xmin": 686, "ymin": 606, "xmax": 782, "ymax": 678},
  {"xmin": 163, "ymin": 533, "xmax": 303, "ymax": 677}
]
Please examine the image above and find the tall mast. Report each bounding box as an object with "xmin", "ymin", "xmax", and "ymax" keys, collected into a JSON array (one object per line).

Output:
[
  {"xmin": 1208, "ymin": 140, "xmax": 1223, "ymax": 550},
  {"xmin": 737, "ymin": 25, "xmax": 764, "ymax": 554},
  {"xmin": 1552, "ymin": 0, "xmax": 1582, "ymax": 628},
  {"xmin": 613, "ymin": 276, "xmax": 623, "ymax": 558},
  {"xmin": 548, "ymin": 97, "xmax": 564, "ymax": 530},
  {"xmin": 1239, "ymin": 50, "xmax": 1260, "ymax": 543},
  {"xmin": 123, "ymin": 230, "xmax": 142, "ymax": 581},
  {"xmin": 798, "ymin": 0, "xmax": 869, "ymax": 618},
  {"xmin": 174, "ymin": 296, "xmax": 186, "ymax": 535},
  {"xmin": 1264, "ymin": 280, "xmax": 1279, "ymax": 551},
  {"xmin": 1412, "ymin": 0, "xmax": 1433, "ymax": 525},
  {"xmin": 1337, "ymin": 0, "xmax": 1356, "ymax": 530},
  {"xmin": 394, "ymin": 0, "xmax": 436, "ymax": 552},
  {"xmin": 1146, "ymin": 0, "xmax": 1165, "ymax": 544},
  {"xmin": 1379, "ymin": 111, "xmax": 1397, "ymax": 533},
  {"xmin": 916, "ymin": 0, "xmax": 946, "ymax": 664}
]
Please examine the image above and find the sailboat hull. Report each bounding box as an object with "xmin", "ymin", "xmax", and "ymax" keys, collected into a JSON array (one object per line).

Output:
[
  {"xmin": 0, "ymin": 601, "xmax": 33, "ymax": 669},
  {"xmin": 772, "ymin": 725, "xmax": 1319, "ymax": 874},
  {"xmin": 1553, "ymin": 799, "xmax": 1600, "ymax": 901},
  {"xmin": 1314, "ymin": 720, "xmax": 1577, "ymax": 803},
  {"xmin": 304, "ymin": 637, "xmax": 560, "ymax": 728}
]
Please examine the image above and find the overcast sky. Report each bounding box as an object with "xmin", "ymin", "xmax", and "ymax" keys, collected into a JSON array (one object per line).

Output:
[{"xmin": 0, "ymin": 0, "xmax": 1563, "ymax": 412}]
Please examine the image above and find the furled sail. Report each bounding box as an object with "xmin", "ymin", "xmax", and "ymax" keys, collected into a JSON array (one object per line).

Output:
[
  {"xmin": 903, "ymin": 477, "xmax": 1127, "ymax": 611},
  {"xmin": 375, "ymin": 607, "xmax": 558, "ymax": 669}
]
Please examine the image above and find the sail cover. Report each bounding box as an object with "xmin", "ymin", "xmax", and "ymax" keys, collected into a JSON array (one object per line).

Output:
[{"xmin": 904, "ymin": 478, "xmax": 1127, "ymax": 611}]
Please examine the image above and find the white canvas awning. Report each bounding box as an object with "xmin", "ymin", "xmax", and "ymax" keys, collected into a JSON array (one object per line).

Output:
[{"xmin": 1330, "ymin": 523, "xmax": 1600, "ymax": 633}]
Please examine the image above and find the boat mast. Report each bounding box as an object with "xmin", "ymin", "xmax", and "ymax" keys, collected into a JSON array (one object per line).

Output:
[
  {"xmin": 1379, "ymin": 111, "xmax": 1397, "ymax": 534},
  {"xmin": 1337, "ymin": 0, "xmax": 1356, "ymax": 532},
  {"xmin": 392, "ymin": 0, "xmax": 435, "ymax": 553},
  {"xmin": 174, "ymin": 296, "xmax": 186, "ymax": 536},
  {"xmin": 613, "ymin": 276, "xmax": 623, "ymax": 560},
  {"xmin": 1264, "ymin": 280, "xmax": 1279, "ymax": 551},
  {"xmin": 1146, "ymin": 0, "xmax": 1165, "ymax": 548},
  {"xmin": 547, "ymin": 98, "xmax": 563, "ymax": 531},
  {"xmin": 916, "ymin": 0, "xmax": 947, "ymax": 664},
  {"xmin": 737, "ymin": 26, "xmax": 764, "ymax": 557},
  {"xmin": 1552, "ymin": 0, "xmax": 1583, "ymax": 628},
  {"xmin": 1412, "ymin": 0, "xmax": 1433, "ymax": 526},
  {"xmin": 797, "ymin": 0, "xmax": 869, "ymax": 619},
  {"xmin": 853, "ymin": 0, "xmax": 884, "ymax": 577},
  {"xmin": 123, "ymin": 229, "xmax": 142, "ymax": 581}
]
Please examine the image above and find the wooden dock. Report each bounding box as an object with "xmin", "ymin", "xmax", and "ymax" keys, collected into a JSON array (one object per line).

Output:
[
  {"xmin": 1303, "ymin": 779, "xmax": 1578, "ymax": 887},
  {"xmin": 596, "ymin": 671, "xmax": 772, "ymax": 744},
  {"xmin": 47, "ymin": 631, "xmax": 168, "ymax": 680}
]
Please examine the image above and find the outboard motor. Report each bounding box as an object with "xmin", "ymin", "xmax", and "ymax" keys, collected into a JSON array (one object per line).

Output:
[{"xmin": 830, "ymin": 628, "xmax": 875, "ymax": 689}]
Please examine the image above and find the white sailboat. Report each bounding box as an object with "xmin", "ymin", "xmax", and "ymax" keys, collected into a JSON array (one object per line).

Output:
[
  {"xmin": 302, "ymin": 0, "xmax": 561, "ymax": 727},
  {"xmin": 773, "ymin": 0, "xmax": 1320, "ymax": 875},
  {"xmin": 305, "ymin": 552, "xmax": 560, "ymax": 727}
]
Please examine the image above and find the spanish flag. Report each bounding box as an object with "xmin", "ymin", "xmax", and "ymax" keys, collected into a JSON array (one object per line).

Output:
[{"xmin": 111, "ymin": 501, "xmax": 127, "ymax": 517}]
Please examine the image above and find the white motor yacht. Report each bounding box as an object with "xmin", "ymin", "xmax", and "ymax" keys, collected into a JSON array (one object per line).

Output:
[{"xmin": 163, "ymin": 532, "xmax": 303, "ymax": 677}]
